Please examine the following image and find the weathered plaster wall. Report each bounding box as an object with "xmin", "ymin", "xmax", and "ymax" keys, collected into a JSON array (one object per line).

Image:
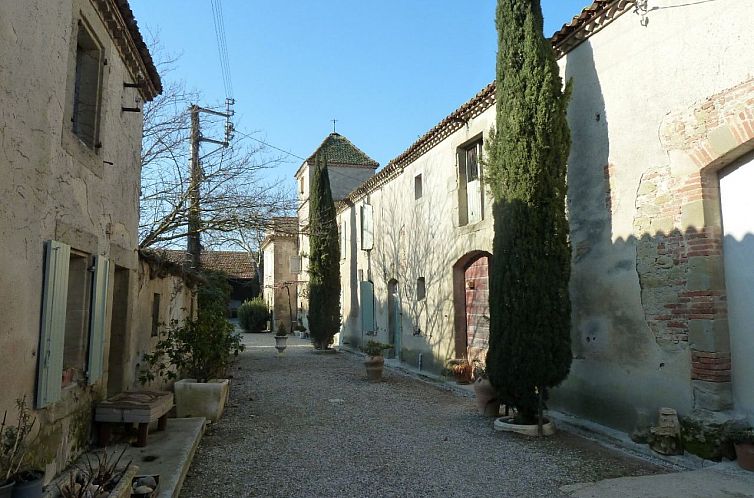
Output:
[
  {"xmin": 129, "ymin": 260, "xmax": 195, "ymax": 391},
  {"xmin": 553, "ymin": 0, "xmax": 754, "ymax": 431},
  {"xmin": 0, "ymin": 0, "xmax": 149, "ymax": 478}
]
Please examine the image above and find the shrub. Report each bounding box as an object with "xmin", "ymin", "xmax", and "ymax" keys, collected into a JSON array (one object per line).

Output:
[
  {"xmin": 238, "ymin": 297, "xmax": 269, "ymax": 333},
  {"xmin": 362, "ymin": 340, "xmax": 390, "ymax": 357},
  {"xmin": 276, "ymin": 321, "xmax": 288, "ymax": 337}
]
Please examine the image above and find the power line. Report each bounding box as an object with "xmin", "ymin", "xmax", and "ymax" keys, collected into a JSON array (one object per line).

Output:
[
  {"xmin": 210, "ymin": 0, "xmax": 233, "ymax": 99},
  {"xmin": 234, "ymin": 130, "xmax": 306, "ymax": 161}
]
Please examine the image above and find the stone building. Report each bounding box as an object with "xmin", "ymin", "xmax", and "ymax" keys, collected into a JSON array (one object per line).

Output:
[
  {"xmin": 291, "ymin": 133, "xmax": 379, "ymax": 332},
  {"xmin": 0, "ymin": 0, "xmax": 189, "ymax": 478},
  {"xmin": 327, "ymin": 0, "xmax": 754, "ymax": 448},
  {"xmin": 261, "ymin": 217, "xmax": 299, "ymax": 332}
]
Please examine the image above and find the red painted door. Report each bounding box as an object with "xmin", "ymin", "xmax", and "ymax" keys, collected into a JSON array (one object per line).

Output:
[{"xmin": 465, "ymin": 255, "xmax": 490, "ymax": 363}]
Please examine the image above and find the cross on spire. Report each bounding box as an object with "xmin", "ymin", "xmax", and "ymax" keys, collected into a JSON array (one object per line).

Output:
[{"xmin": 332, "ymin": 118, "xmax": 337, "ymax": 133}]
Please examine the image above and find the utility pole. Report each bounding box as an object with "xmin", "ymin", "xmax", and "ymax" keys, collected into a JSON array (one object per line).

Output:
[{"xmin": 186, "ymin": 99, "xmax": 235, "ymax": 270}]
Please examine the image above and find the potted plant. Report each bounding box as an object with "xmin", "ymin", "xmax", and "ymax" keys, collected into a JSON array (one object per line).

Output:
[
  {"xmin": 730, "ymin": 428, "xmax": 754, "ymax": 471},
  {"xmin": 293, "ymin": 321, "xmax": 307, "ymax": 338},
  {"xmin": 58, "ymin": 447, "xmax": 137, "ymax": 498},
  {"xmin": 0, "ymin": 397, "xmax": 40, "ymax": 498},
  {"xmin": 274, "ymin": 322, "xmax": 289, "ymax": 354},
  {"xmin": 140, "ymin": 307, "xmax": 245, "ymax": 422},
  {"xmin": 471, "ymin": 361, "xmax": 501, "ymax": 417},
  {"xmin": 362, "ymin": 341, "xmax": 391, "ymax": 382},
  {"xmin": 446, "ymin": 358, "xmax": 473, "ymax": 384}
]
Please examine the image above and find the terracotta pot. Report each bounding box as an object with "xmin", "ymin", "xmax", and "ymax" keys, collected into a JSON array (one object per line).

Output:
[
  {"xmin": 450, "ymin": 362, "xmax": 472, "ymax": 384},
  {"xmin": 364, "ymin": 355, "xmax": 384, "ymax": 382},
  {"xmin": 472, "ymin": 378, "xmax": 500, "ymax": 417},
  {"xmin": 735, "ymin": 442, "xmax": 754, "ymax": 471}
]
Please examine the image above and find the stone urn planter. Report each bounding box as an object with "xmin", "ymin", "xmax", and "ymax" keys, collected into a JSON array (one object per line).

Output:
[
  {"xmin": 364, "ymin": 355, "xmax": 385, "ymax": 382},
  {"xmin": 494, "ymin": 416, "xmax": 555, "ymax": 437},
  {"xmin": 174, "ymin": 379, "xmax": 230, "ymax": 422},
  {"xmin": 735, "ymin": 442, "xmax": 754, "ymax": 471},
  {"xmin": 472, "ymin": 378, "xmax": 500, "ymax": 417},
  {"xmin": 274, "ymin": 334, "xmax": 288, "ymax": 354}
]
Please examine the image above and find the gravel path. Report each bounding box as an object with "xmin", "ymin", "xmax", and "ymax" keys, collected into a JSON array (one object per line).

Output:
[{"xmin": 180, "ymin": 334, "xmax": 664, "ymax": 498}]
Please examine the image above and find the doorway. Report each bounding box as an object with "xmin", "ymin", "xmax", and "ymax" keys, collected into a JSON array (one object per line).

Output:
[
  {"xmin": 720, "ymin": 156, "xmax": 754, "ymax": 420},
  {"xmin": 387, "ymin": 279, "xmax": 400, "ymax": 359},
  {"xmin": 107, "ymin": 267, "xmax": 130, "ymax": 394}
]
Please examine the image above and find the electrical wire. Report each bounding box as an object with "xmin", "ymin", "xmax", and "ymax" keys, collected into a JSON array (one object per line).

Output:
[{"xmin": 210, "ymin": 0, "xmax": 233, "ymax": 99}]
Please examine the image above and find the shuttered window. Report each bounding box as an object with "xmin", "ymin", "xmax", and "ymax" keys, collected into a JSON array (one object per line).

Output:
[
  {"xmin": 361, "ymin": 204, "xmax": 373, "ymax": 251},
  {"xmin": 37, "ymin": 240, "xmax": 71, "ymax": 408},
  {"xmin": 360, "ymin": 281, "xmax": 375, "ymax": 333}
]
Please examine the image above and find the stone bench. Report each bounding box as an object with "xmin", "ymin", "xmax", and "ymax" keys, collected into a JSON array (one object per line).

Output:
[{"xmin": 95, "ymin": 391, "xmax": 173, "ymax": 447}]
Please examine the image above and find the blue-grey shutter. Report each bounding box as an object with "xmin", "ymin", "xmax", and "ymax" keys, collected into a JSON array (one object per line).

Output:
[
  {"xmin": 361, "ymin": 204, "xmax": 374, "ymax": 250},
  {"xmin": 360, "ymin": 281, "xmax": 375, "ymax": 333},
  {"xmin": 37, "ymin": 240, "xmax": 70, "ymax": 408},
  {"xmin": 87, "ymin": 256, "xmax": 109, "ymax": 384}
]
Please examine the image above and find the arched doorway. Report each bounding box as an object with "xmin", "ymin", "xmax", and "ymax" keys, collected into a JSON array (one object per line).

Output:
[
  {"xmin": 452, "ymin": 251, "xmax": 492, "ymax": 363},
  {"xmin": 387, "ymin": 279, "xmax": 401, "ymax": 359}
]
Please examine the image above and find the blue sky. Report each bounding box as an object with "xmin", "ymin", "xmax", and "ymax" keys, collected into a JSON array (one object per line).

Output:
[{"xmin": 130, "ymin": 1, "xmax": 590, "ymax": 181}]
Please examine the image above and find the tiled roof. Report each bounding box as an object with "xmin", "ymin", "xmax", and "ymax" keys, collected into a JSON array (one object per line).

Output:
[
  {"xmin": 162, "ymin": 250, "xmax": 258, "ymax": 279},
  {"xmin": 268, "ymin": 217, "xmax": 298, "ymax": 237},
  {"xmin": 305, "ymin": 133, "xmax": 379, "ymax": 169},
  {"xmin": 337, "ymin": 0, "xmax": 634, "ymax": 208},
  {"xmin": 91, "ymin": 0, "xmax": 162, "ymax": 100}
]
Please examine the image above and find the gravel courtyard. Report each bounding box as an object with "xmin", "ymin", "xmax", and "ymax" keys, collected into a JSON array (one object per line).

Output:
[{"xmin": 180, "ymin": 334, "xmax": 664, "ymax": 498}]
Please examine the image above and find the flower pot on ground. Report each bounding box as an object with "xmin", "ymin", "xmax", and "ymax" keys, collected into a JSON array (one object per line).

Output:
[
  {"xmin": 57, "ymin": 449, "xmax": 138, "ymax": 498},
  {"xmin": 9, "ymin": 470, "xmax": 42, "ymax": 498},
  {"xmin": 446, "ymin": 359, "xmax": 473, "ymax": 384},
  {"xmin": 472, "ymin": 378, "xmax": 501, "ymax": 417},
  {"xmin": 730, "ymin": 429, "xmax": 754, "ymax": 471},
  {"xmin": 362, "ymin": 341, "xmax": 391, "ymax": 382},
  {"xmin": 274, "ymin": 322, "xmax": 289, "ymax": 354},
  {"xmin": 140, "ymin": 277, "xmax": 245, "ymax": 423}
]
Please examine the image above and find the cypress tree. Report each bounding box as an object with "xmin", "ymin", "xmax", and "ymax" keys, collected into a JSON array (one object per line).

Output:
[
  {"xmin": 307, "ymin": 153, "xmax": 341, "ymax": 349},
  {"xmin": 485, "ymin": 0, "xmax": 572, "ymax": 424}
]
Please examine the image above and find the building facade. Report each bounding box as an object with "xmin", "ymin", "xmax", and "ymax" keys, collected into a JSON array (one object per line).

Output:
[
  {"xmin": 0, "ymin": 0, "xmax": 172, "ymax": 478},
  {"xmin": 328, "ymin": 0, "xmax": 754, "ymax": 446}
]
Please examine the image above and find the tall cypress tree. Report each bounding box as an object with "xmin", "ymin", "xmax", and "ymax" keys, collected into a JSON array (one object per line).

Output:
[
  {"xmin": 485, "ymin": 0, "xmax": 572, "ymax": 424},
  {"xmin": 307, "ymin": 153, "xmax": 341, "ymax": 350}
]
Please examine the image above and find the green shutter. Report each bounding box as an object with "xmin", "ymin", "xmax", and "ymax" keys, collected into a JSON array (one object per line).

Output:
[
  {"xmin": 87, "ymin": 256, "xmax": 109, "ymax": 384},
  {"xmin": 360, "ymin": 281, "xmax": 375, "ymax": 333},
  {"xmin": 37, "ymin": 240, "xmax": 70, "ymax": 408},
  {"xmin": 361, "ymin": 204, "xmax": 374, "ymax": 250}
]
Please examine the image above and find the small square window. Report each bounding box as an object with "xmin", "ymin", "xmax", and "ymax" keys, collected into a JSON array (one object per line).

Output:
[
  {"xmin": 151, "ymin": 293, "xmax": 161, "ymax": 337},
  {"xmin": 414, "ymin": 174, "xmax": 423, "ymax": 200},
  {"xmin": 416, "ymin": 277, "xmax": 426, "ymax": 301}
]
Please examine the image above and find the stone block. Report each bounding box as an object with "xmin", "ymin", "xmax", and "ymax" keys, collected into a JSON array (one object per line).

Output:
[
  {"xmin": 708, "ymin": 126, "xmax": 739, "ymax": 157},
  {"xmin": 688, "ymin": 319, "xmax": 730, "ymax": 353},
  {"xmin": 681, "ymin": 200, "xmax": 706, "ymax": 230},
  {"xmin": 686, "ymin": 256, "xmax": 724, "ymax": 291},
  {"xmin": 692, "ymin": 380, "xmax": 733, "ymax": 411}
]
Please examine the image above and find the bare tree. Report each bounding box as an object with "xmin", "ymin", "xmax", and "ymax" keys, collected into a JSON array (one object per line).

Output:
[{"xmin": 138, "ymin": 38, "xmax": 295, "ymax": 253}]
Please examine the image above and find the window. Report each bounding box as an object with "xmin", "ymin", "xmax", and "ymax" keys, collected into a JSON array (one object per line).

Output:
[
  {"xmin": 458, "ymin": 139, "xmax": 484, "ymax": 226},
  {"xmin": 151, "ymin": 293, "xmax": 161, "ymax": 337},
  {"xmin": 360, "ymin": 204, "xmax": 373, "ymax": 251},
  {"xmin": 340, "ymin": 221, "xmax": 347, "ymax": 260},
  {"xmin": 414, "ymin": 174, "xmax": 423, "ymax": 200},
  {"xmin": 416, "ymin": 277, "xmax": 426, "ymax": 301},
  {"xmin": 299, "ymin": 177, "xmax": 304, "ymax": 195},
  {"xmin": 37, "ymin": 241, "xmax": 109, "ymax": 407},
  {"xmin": 72, "ymin": 21, "xmax": 103, "ymax": 149}
]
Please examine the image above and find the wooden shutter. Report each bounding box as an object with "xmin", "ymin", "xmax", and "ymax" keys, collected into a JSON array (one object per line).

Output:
[
  {"xmin": 87, "ymin": 255, "xmax": 109, "ymax": 384},
  {"xmin": 360, "ymin": 281, "xmax": 375, "ymax": 333},
  {"xmin": 37, "ymin": 240, "xmax": 70, "ymax": 408},
  {"xmin": 361, "ymin": 204, "xmax": 374, "ymax": 251}
]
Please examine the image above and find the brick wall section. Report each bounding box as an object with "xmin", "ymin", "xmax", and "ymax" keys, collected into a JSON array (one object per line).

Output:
[
  {"xmin": 650, "ymin": 77, "xmax": 754, "ymax": 384},
  {"xmin": 691, "ymin": 351, "xmax": 732, "ymax": 382}
]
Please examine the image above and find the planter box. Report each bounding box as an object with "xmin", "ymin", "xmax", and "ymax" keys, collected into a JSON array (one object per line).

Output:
[
  {"xmin": 174, "ymin": 379, "xmax": 230, "ymax": 422},
  {"xmin": 42, "ymin": 463, "xmax": 138, "ymax": 498}
]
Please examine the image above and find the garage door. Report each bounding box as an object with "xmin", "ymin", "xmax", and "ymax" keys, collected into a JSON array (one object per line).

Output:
[{"xmin": 720, "ymin": 156, "xmax": 754, "ymax": 419}]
